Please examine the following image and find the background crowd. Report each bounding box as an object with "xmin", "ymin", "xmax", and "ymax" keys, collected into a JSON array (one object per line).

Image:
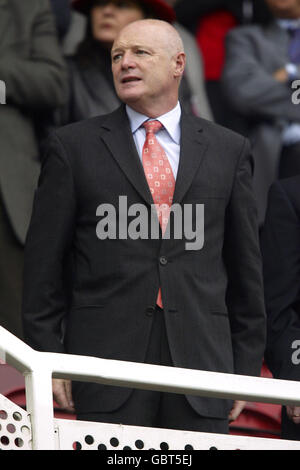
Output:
[{"xmin": 1, "ymin": 0, "xmax": 300, "ymax": 440}]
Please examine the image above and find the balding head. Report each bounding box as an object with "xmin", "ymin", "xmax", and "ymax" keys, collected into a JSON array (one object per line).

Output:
[
  {"xmin": 116, "ymin": 19, "xmax": 185, "ymax": 57},
  {"xmin": 111, "ymin": 19, "xmax": 186, "ymax": 116}
]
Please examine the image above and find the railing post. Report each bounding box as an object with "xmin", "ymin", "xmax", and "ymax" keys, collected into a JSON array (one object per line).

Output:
[{"xmin": 25, "ymin": 369, "xmax": 56, "ymax": 450}]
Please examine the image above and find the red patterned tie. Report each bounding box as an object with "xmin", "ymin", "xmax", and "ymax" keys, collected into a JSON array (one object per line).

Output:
[{"xmin": 142, "ymin": 120, "xmax": 175, "ymax": 308}]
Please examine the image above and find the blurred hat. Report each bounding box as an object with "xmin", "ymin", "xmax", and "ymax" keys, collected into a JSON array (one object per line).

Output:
[{"xmin": 72, "ymin": 0, "xmax": 176, "ymax": 24}]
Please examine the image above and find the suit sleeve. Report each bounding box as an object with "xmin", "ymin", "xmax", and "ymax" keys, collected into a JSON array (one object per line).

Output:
[
  {"xmin": 261, "ymin": 182, "xmax": 300, "ymax": 380},
  {"xmin": 224, "ymin": 138, "xmax": 266, "ymax": 376},
  {"xmin": 0, "ymin": 0, "xmax": 68, "ymax": 109},
  {"xmin": 222, "ymin": 28, "xmax": 300, "ymax": 122},
  {"xmin": 22, "ymin": 132, "xmax": 76, "ymax": 353}
]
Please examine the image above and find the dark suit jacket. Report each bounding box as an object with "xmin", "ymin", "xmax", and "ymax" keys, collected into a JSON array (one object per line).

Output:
[
  {"xmin": 261, "ymin": 176, "xmax": 300, "ymax": 382},
  {"xmin": 22, "ymin": 105, "xmax": 266, "ymax": 418},
  {"xmin": 0, "ymin": 0, "xmax": 68, "ymax": 244}
]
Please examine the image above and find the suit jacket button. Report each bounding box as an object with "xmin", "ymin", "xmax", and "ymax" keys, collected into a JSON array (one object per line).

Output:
[
  {"xmin": 146, "ymin": 306, "xmax": 155, "ymax": 317},
  {"xmin": 159, "ymin": 256, "xmax": 168, "ymax": 266}
]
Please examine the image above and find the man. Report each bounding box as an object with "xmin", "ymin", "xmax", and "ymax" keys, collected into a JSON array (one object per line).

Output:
[
  {"xmin": 222, "ymin": 0, "xmax": 300, "ymax": 226},
  {"xmin": 22, "ymin": 20, "xmax": 266, "ymax": 433},
  {"xmin": 60, "ymin": 0, "xmax": 212, "ymax": 123},
  {"xmin": 0, "ymin": 0, "xmax": 68, "ymax": 339},
  {"xmin": 261, "ymin": 175, "xmax": 300, "ymax": 440}
]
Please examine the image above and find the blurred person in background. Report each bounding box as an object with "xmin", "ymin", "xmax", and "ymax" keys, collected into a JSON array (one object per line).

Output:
[
  {"xmin": 0, "ymin": 0, "xmax": 68, "ymax": 339},
  {"xmin": 222, "ymin": 0, "xmax": 300, "ymax": 226},
  {"xmin": 60, "ymin": 0, "xmax": 212, "ymax": 123},
  {"xmin": 174, "ymin": 0, "xmax": 272, "ymax": 33},
  {"xmin": 261, "ymin": 175, "xmax": 300, "ymax": 440},
  {"xmin": 50, "ymin": 0, "xmax": 72, "ymax": 41},
  {"xmin": 173, "ymin": 0, "xmax": 272, "ymax": 128}
]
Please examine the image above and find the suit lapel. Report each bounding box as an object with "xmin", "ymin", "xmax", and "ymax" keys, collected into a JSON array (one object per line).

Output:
[
  {"xmin": 99, "ymin": 106, "xmax": 208, "ymax": 207},
  {"xmin": 99, "ymin": 106, "xmax": 154, "ymax": 207},
  {"xmin": 173, "ymin": 111, "xmax": 208, "ymax": 204}
]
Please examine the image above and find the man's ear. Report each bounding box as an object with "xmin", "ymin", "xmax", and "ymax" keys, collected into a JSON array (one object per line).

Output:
[{"xmin": 174, "ymin": 52, "xmax": 186, "ymax": 78}]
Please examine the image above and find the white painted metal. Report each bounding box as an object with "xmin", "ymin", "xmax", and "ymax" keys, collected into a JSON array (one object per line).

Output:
[
  {"xmin": 2, "ymin": 393, "xmax": 300, "ymax": 450},
  {"xmin": 55, "ymin": 419, "xmax": 300, "ymax": 450},
  {"xmin": 0, "ymin": 393, "xmax": 32, "ymax": 450},
  {"xmin": 47, "ymin": 352, "xmax": 300, "ymax": 407},
  {"xmin": 1, "ymin": 325, "xmax": 300, "ymax": 450},
  {"xmin": 24, "ymin": 370, "xmax": 55, "ymax": 450}
]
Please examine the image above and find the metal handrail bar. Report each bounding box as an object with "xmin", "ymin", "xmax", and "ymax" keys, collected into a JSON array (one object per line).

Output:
[{"xmin": 0, "ymin": 325, "xmax": 299, "ymax": 450}]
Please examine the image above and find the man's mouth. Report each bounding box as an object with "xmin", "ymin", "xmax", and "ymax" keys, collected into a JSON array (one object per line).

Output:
[{"xmin": 121, "ymin": 77, "xmax": 142, "ymax": 84}]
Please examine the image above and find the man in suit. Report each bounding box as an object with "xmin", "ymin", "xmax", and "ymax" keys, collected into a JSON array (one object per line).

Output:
[
  {"xmin": 261, "ymin": 175, "xmax": 300, "ymax": 440},
  {"xmin": 60, "ymin": 0, "xmax": 213, "ymax": 124},
  {"xmin": 0, "ymin": 0, "xmax": 68, "ymax": 339},
  {"xmin": 22, "ymin": 19, "xmax": 266, "ymax": 432},
  {"xmin": 222, "ymin": 0, "xmax": 300, "ymax": 226}
]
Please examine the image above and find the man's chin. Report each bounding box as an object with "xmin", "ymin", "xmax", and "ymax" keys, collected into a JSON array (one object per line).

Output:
[{"xmin": 118, "ymin": 91, "xmax": 143, "ymax": 105}]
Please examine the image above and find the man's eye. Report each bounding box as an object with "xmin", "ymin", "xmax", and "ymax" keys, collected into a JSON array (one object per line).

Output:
[
  {"xmin": 136, "ymin": 50, "xmax": 147, "ymax": 55},
  {"xmin": 113, "ymin": 54, "xmax": 122, "ymax": 62}
]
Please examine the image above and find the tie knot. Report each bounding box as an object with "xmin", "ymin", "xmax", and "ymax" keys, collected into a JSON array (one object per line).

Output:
[{"xmin": 143, "ymin": 120, "xmax": 163, "ymax": 135}]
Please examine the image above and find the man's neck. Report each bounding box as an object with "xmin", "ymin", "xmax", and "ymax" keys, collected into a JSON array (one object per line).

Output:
[{"xmin": 126, "ymin": 98, "xmax": 179, "ymax": 119}]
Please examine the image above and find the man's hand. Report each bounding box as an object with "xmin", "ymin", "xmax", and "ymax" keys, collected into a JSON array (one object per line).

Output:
[
  {"xmin": 52, "ymin": 379, "xmax": 75, "ymax": 413},
  {"xmin": 273, "ymin": 67, "xmax": 289, "ymax": 83},
  {"xmin": 286, "ymin": 406, "xmax": 300, "ymax": 425},
  {"xmin": 228, "ymin": 400, "xmax": 246, "ymax": 422}
]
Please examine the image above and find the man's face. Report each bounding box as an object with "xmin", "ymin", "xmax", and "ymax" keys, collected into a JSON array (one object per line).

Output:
[
  {"xmin": 111, "ymin": 24, "xmax": 180, "ymax": 108},
  {"xmin": 91, "ymin": 0, "xmax": 145, "ymax": 46},
  {"xmin": 265, "ymin": 0, "xmax": 300, "ymax": 17}
]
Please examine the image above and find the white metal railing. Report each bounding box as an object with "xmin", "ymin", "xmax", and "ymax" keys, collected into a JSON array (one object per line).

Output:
[{"xmin": 1, "ymin": 325, "xmax": 300, "ymax": 450}]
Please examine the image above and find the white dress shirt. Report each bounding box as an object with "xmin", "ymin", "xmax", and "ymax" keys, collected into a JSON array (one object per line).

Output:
[{"xmin": 126, "ymin": 102, "xmax": 181, "ymax": 180}]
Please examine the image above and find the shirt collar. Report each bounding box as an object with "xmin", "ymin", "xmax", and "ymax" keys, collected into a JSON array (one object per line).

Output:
[
  {"xmin": 126, "ymin": 102, "xmax": 181, "ymax": 145},
  {"xmin": 277, "ymin": 18, "xmax": 300, "ymax": 30}
]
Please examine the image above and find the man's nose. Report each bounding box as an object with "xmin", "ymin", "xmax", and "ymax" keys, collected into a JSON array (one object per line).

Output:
[{"xmin": 121, "ymin": 52, "xmax": 136, "ymax": 70}]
